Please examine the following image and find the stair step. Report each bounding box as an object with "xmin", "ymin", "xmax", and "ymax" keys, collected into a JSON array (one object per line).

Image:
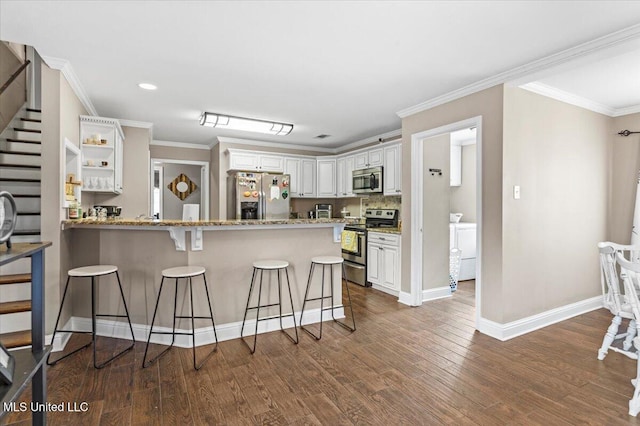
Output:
[
  {"xmin": 26, "ymin": 108, "xmax": 41, "ymax": 113},
  {"xmin": 5, "ymin": 138, "xmax": 41, "ymax": 145},
  {"xmin": 17, "ymin": 212, "xmax": 40, "ymax": 216},
  {"xmin": 0, "ymin": 330, "xmax": 32, "ymax": 349},
  {"xmin": 0, "ymin": 177, "xmax": 40, "ymax": 183},
  {"xmin": 12, "ymin": 194, "xmax": 40, "ymax": 198},
  {"xmin": 0, "ymin": 150, "xmax": 41, "ymax": 156},
  {"xmin": 0, "ymin": 163, "xmax": 40, "ymax": 169},
  {"xmin": 13, "ymin": 230, "xmax": 40, "ymax": 236},
  {"xmin": 0, "ymin": 300, "xmax": 31, "ymax": 315},
  {"xmin": 13, "ymin": 128, "xmax": 41, "ymax": 134},
  {"xmin": 0, "ymin": 274, "xmax": 31, "ymax": 285},
  {"xmin": 20, "ymin": 118, "xmax": 41, "ymax": 124}
]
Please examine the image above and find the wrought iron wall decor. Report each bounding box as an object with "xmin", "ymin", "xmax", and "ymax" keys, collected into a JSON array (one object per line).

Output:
[{"xmin": 167, "ymin": 173, "xmax": 198, "ymax": 201}]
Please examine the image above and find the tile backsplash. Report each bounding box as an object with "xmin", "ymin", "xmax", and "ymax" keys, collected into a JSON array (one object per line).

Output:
[{"xmin": 291, "ymin": 195, "xmax": 401, "ymax": 218}]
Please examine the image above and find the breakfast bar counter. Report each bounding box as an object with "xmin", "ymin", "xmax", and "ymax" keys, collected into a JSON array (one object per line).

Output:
[{"xmin": 61, "ymin": 218, "xmax": 356, "ymax": 347}]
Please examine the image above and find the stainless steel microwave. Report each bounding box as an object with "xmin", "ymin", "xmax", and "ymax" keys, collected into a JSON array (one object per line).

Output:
[{"xmin": 353, "ymin": 166, "xmax": 383, "ymax": 194}]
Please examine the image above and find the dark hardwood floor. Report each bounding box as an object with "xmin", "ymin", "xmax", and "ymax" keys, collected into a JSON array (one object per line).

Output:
[{"xmin": 3, "ymin": 280, "xmax": 640, "ymax": 425}]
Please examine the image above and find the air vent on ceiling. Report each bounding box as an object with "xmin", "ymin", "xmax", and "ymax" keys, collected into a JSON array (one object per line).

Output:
[{"xmin": 315, "ymin": 134, "xmax": 331, "ymax": 139}]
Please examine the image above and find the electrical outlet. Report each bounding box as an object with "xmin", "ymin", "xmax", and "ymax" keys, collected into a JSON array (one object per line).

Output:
[{"xmin": 513, "ymin": 185, "xmax": 521, "ymax": 199}]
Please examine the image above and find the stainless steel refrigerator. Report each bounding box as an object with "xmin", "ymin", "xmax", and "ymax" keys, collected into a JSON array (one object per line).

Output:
[{"xmin": 228, "ymin": 172, "xmax": 290, "ymax": 220}]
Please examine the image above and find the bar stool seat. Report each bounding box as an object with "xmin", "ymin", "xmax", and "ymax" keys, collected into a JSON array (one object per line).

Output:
[
  {"xmin": 300, "ymin": 255, "xmax": 356, "ymax": 340},
  {"xmin": 69, "ymin": 265, "xmax": 118, "ymax": 276},
  {"xmin": 241, "ymin": 259, "xmax": 298, "ymax": 353},
  {"xmin": 162, "ymin": 265, "xmax": 206, "ymax": 278},
  {"xmin": 47, "ymin": 265, "xmax": 135, "ymax": 369},
  {"xmin": 253, "ymin": 260, "xmax": 289, "ymax": 270},
  {"xmin": 143, "ymin": 265, "xmax": 218, "ymax": 370},
  {"xmin": 310, "ymin": 256, "xmax": 343, "ymax": 265}
]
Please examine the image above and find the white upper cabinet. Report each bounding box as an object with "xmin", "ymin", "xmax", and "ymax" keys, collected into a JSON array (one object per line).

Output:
[
  {"xmin": 316, "ymin": 158, "xmax": 337, "ymax": 197},
  {"xmin": 284, "ymin": 156, "xmax": 316, "ymax": 198},
  {"xmin": 300, "ymin": 158, "xmax": 317, "ymax": 198},
  {"xmin": 354, "ymin": 147, "xmax": 384, "ymax": 169},
  {"xmin": 228, "ymin": 149, "xmax": 284, "ymax": 172},
  {"xmin": 80, "ymin": 115, "xmax": 124, "ymax": 194},
  {"xmin": 336, "ymin": 155, "xmax": 355, "ymax": 198},
  {"xmin": 383, "ymin": 143, "xmax": 402, "ymax": 195},
  {"xmin": 450, "ymin": 144, "xmax": 461, "ymax": 186}
]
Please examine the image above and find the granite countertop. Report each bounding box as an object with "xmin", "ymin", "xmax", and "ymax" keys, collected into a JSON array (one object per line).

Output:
[
  {"xmin": 367, "ymin": 227, "xmax": 402, "ymax": 235},
  {"xmin": 63, "ymin": 218, "xmax": 359, "ymax": 227}
]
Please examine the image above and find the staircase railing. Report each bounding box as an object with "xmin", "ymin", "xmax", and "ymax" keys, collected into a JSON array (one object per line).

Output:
[{"xmin": 0, "ymin": 59, "xmax": 30, "ymax": 97}]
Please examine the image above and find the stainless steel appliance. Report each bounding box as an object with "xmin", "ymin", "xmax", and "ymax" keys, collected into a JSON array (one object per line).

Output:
[
  {"xmin": 315, "ymin": 204, "xmax": 333, "ymax": 219},
  {"xmin": 353, "ymin": 166, "xmax": 383, "ymax": 194},
  {"xmin": 342, "ymin": 208, "xmax": 399, "ymax": 286},
  {"xmin": 228, "ymin": 172, "xmax": 290, "ymax": 220},
  {"xmin": 343, "ymin": 225, "xmax": 368, "ymax": 286}
]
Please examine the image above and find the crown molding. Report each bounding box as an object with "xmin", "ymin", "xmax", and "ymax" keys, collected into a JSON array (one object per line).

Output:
[
  {"xmin": 613, "ymin": 104, "xmax": 640, "ymax": 117},
  {"xmin": 336, "ymin": 129, "xmax": 402, "ymax": 154},
  {"xmin": 41, "ymin": 55, "xmax": 98, "ymax": 116},
  {"xmin": 119, "ymin": 119, "xmax": 154, "ymax": 129},
  {"xmin": 396, "ymin": 23, "xmax": 640, "ymax": 118},
  {"xmin": 216, "ymin": 136, "xmax": 335, "ymax": 153},
  {"xmin": 151, "ymin": 140, "xmax": 212, "ymax": 150},
  {"xmin": 521, "ymin": 82, "xmax": 616, "ymax": 116}
]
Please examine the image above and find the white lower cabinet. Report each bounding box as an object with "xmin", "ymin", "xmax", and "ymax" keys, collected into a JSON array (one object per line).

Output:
[{"xmin": 367, "ymin": 232, "xmax": 401, "ymax": 295}]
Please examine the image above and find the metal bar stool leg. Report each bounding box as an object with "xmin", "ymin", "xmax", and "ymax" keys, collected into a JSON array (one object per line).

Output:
[
  {"xmin": 277, "ymin": 267, "xmax": 298, "ymax": 345},
  {"xmin": 94, "ymin": 271, "xmax": 136, "ymax": 369},
  {"xmin": 331, "ymin": 263, "xmax": 356, "ymax": 332},
  {"xmin": 240, "ymin": 268, "xmax": 257, "ymax": 340},
  {"xmin": 284, "ymin": 267, "xmax": 299, "ymax": 344},
  {"xmin": 190, "ymin": 272, "xmax": 218, "ymax": 370},
  {"xmin": 143, "ymin": 277, "xmax": 168, "ymax": 368},
  {"xmin": 242, "ymin": 268, "xmax": 264, "ymax": 354},
  {"xmin": 299, "ymin": 262, "xmax": 315, "ymax": 330},
  {"xmin": 47, "ymin": 275, "xmax": 92, "ymax": 366}
]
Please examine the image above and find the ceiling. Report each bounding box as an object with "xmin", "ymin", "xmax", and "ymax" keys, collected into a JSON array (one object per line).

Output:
[{"xmin": 2, "ymin": 1, "xmax": 640, "ymax": 149}]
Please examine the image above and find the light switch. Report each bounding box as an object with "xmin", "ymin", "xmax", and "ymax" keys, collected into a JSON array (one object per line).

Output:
[{"xmin": 513, "ymin": 185, "xmax": 521, "ymax": 199}]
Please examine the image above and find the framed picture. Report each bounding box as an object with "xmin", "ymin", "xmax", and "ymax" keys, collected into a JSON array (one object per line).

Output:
[{"xmin": 0, "ymin": 341, "xmax": 15, "ymax": 385}]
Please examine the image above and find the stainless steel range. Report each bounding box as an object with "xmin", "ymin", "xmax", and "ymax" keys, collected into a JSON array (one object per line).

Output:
[{"xmin": 342, "ymin": 209, "xmax": 399, "ymax": 286}]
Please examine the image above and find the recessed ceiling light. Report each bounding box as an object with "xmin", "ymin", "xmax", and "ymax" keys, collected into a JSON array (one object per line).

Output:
[{"xmin": 138, "ymin": 83, "xmax": 157, "ymax": 90}]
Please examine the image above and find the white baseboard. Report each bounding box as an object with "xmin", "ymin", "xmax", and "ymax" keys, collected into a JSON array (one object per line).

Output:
[
  {"xmin": 477, "ymin": 295, "xmax": 604, "ymax": 341},
  {"xmin": 422, "ymin": 286, "xmax": 452, "ymax": 302},
  {"xmin": 371, "ymin": 284, "xmax": 399, "ymax": 298},
  {"xmin": 51, "ymin": 306, "xmax": 344, "ymax": 352},
  {"xmin": 398, "ymin": 291, "xmax": 414, "ymax": 306}
]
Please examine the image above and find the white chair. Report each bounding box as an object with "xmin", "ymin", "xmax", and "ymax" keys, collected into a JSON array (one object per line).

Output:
[
  {"xmin": 614, "ymin": 252, "xmax": 640, "ymax": 416},
  {"xmin": 597, "ymin": 242, "xmax": 640, "ymax": 360}
]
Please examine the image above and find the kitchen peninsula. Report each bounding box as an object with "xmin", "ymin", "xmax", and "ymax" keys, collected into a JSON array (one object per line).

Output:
[{"xmin": 60, "ymin": 218, "xmax": 357, "ymax": 345}]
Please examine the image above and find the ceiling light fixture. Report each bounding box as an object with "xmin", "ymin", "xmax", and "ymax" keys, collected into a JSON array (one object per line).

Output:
[
  {"xmin": 138, "ymin": 83, "xmax": 157, "ymax": 90},
  {"xmin": 199, "ymin": 112, "xmax": 293, "ymax": 136}
]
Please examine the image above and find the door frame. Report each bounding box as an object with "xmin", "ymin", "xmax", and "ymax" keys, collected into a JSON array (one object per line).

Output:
[
  {"xmin": 149, "ymin": 158, "xmax": 210, "ymax": 220},
  {"xmin": 410, "ymin": 115, "xmax": 483, "ymax": 327}
]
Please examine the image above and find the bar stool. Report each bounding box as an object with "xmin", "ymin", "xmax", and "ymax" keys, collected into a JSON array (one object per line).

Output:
[
  {"xmin": 300, "ymin": 256, "xmax": 356, "ymax": 340},
  {"xmin": 240, "ymin": 260, "xmax": 299, "ymax": 354},
  {"xmin": 47, "ymin": 265, "xmax": 135, "ymax": 369},
  {"xmin": 143, "ymin": 266, "xmax": 218, "ymax": 370}
]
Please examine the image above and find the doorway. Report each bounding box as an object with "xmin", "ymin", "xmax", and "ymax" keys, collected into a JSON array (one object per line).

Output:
[
  {"xmin": 150, "ymin": 158, "xmax": 210, "ymax": 220},
  {"xmin": 410, "ymin": 116, "xmax": 482, "ymax": 328}
]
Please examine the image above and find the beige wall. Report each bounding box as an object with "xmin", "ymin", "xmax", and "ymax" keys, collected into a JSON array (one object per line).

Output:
[
  {"xmin": 502, "ymin": 87, "xmax": 610, "ymax": 321},
  {"xmin": 40, "ymin": 65, "xmax": 89, "ymax": 333},
  {"xmin": 450, "ymin": 144, "xmax": 477, "ymax": 223},
  {"xmin": 0, "ymin": 41, "xmax": 26, "ymax": 131},
  {"xmin": 422, "ymin": 133, "xmax": 451, "ymax": 290},
  {"xmin": 609, "ymin": 112, "xmax": 640, "ymax": 244},
  {"xmin": 150, "ymin": 144, "xmax": 210, "ymax": 162},
  {"xmin": 401, "ymin": 85, "xmax": 504, "ymax": 321},
  {"xmin": 93, "ymin": 126, "xmax": 150, "ymax": 218}
]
